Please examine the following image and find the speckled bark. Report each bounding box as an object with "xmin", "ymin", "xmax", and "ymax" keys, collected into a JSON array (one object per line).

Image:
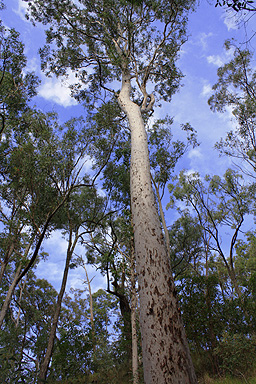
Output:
[{"xmin": 118, "ymin": 71, "xmax": 197, "ymax": 384}]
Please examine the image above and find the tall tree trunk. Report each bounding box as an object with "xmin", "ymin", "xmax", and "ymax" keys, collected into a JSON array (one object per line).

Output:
[
  {"xmin": 83, "ymin": 264, "xmax": 96, "ymax": 352},
  {"xmin": 38, "ymin": 227, "xmax": 79, "ymax": 382},
  {"xmin": 118, "ymin": 70, "xmax": 197, "ymax": 384},
  {"xmin": 0, "ymin": 263, "xmax": 22, "ymax": 328},
  {"xmin": 130, "ymin": 241, "xmax": 139, "ymax": 384}
]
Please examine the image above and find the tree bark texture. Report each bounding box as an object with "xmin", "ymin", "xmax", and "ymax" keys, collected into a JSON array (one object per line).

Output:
[
  {"xmin": 130, "ymin": 242, "xmax": 139, "ymax": 384},
  {"xmin": 118, "ymin": 71, "xmax": 197, "ymax": 384}
]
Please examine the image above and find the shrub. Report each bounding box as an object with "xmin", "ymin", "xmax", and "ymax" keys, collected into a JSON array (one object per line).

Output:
[{"xmin": 214, "ymin": 333, "xmax": 256, "ymax": 377}]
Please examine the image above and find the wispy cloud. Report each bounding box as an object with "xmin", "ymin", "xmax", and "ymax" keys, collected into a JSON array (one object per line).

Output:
[
  {"xmin": 36, "ymin": 230, "xmax": 107, "ymax": 294},
  {"xmin": 13, "ymin": 0, "xmax": 29, "ymax": 22},
  {"xmin": 201, "ymin": 83, "xmax": 213, "ymax": 98},
  {"xmin": 188, "ymin": 148, "xmax": 203, "ymax": 160},
  {"xmin": 198, "ymin": 32, "xmax": 214, "ymax": 51},
  {"xmin": 207, "ymin": 54, "xmax": 225, "ymax": 67},
  {"xmin": 222, "ymin": 10, "xmax": 239, "ymax": 31},
  {"xmin": 38, "ymin": 73, "xmax": 78, "ymax": 107}
]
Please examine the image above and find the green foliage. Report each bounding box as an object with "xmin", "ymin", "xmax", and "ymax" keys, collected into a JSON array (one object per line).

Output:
[
  {"xmin": 209, "ymin": 44, "xmax": 256, "ymax": 179},
  {"xmin": 169, "ymin": 166, "xmax": 256, "ymax": 378},
  {"xmin": 0, "ymin": 26, "xmax": 39, "ymax": 137},
  {"xmin": 149, "ymin": 117, "xmax": 198, "ymax": 189},
  {"xmin": 169, "ymin": 212, "xmax": 204, "ymax": 278},
  {"xmin": 215, "ymin": 333, "xmax": 256, "ymax": 377},
  {"xmin": 0, "ymin": 273, "xmax": 58, "ymax": 382},
  {"xmin": 25, "ymin": 0, "xmax": 196, "ymax": 107}
]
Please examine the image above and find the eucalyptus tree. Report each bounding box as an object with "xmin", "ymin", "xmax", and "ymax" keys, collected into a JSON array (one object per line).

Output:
[
  {"xmin": 0, "ymin": 272, "xmax": 58, "ymax": 383},
  {"xmin": 0, "ymin": 25, "xmax": 38, "ymax": 140},
  {"xmin": 23, "ymin": 0, "xmax": 198, "ymax": 380},
  {"xmin": 0, "ymin": 109, "xmax": 94, "ymax": 328},
  {"xmin": 39, "ymin": 185, "xmax": 108, "ymax": 382},
  {"xmin": 0, "ymin": 25, "xmax": 39, "ymax": 284},
  {"xmin": 169, "ymin": 169, "xmax": 253, "ymax": 302},
  {"xmin": 209, "ymin": 43, "xmax": 256, "ymax": 179},
  {"xmin": 168, "ymin": 212, "xmax": 204, "ymax": 280}
]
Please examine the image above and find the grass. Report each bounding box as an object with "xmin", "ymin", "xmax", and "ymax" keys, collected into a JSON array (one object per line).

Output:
[
  {"xmin": 214, "ymin": 378, "xmax": 256, "ymax": 384},
  {"xmin": 201, "ymin": 374, "xmax": 256, "ymax": 384}
]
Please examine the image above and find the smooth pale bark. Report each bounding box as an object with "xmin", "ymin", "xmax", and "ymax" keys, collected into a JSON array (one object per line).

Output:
[
  {"xmin": 118, "ymin": 71, "xmax": 197, "ymax": 384},
  {"xmin": 83, "ymin": 264, "xmax": 96, "ymax": 352},
  {"xmin": 0, "ymin": 263, "xmax": 22, "ymax": 328},
  {"xmin": 130, "ymin": 242, "xmax": 139, "ymax": 384},
  {"xmin": 38, "ymin": 227, "xmax": 79, "ymax": 382},
  {"xmin": 15, "ymin": 275, "xmax": 27, "ymax": 328}
]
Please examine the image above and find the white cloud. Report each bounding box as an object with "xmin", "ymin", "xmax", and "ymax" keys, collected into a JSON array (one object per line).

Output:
[
  {"xmin": 207, "ymin": 55, "xmax": 224, "ymax": 67},
  {"xmin": 38, "ymin": 73, "xmax": 78, "ymax": 107},
  {"xmin": 207, "ymin": 44, "xmax": 235, "ymax": 69},
  {"xmin": 217, "ymin": 104, "xmax": 237, "ymax": 130},
  {"xmin": 25, "ymin": 57, "xmax": 40, "ymax": 73},
  {"xmin": 201, "ymin": 83, "xmax": 212, "ymax": 98},
  {"xmin": 44, "ymin": 230, "xmax": 68, "ymax": 254},
  {"xmin": 188, "ymin": 148, "xmax": 203, "ymax": 159},
  {"xmin": 222, "ymin": 10, "xmax": 239, "ymax": 31},
  {"xmin": 76, "ymin": 155, "xmax": 94, "ymax": 176},
  {"xmin": 36, "ymin": 231, "xmax": 107, "ymax": 294},
  {"xmin": 13, "ymin": 0, "xmax": 29, "ymax": 22},
  {"xmin": 198, "ymin": 32, "xmax": 214, "ymax": 51},
  {"xmin": 67, "ymin": 264, "xmax": 107, "ymax": 293}
]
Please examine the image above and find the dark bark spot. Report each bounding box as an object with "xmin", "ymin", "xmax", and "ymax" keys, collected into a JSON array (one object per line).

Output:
[
  {"xmin": 153, "ymin": 285, "xmax": 159, "ymax": 296},
  {"xmin": 168, "ymin": 347, "xmax": 174, "ymax": 363}
]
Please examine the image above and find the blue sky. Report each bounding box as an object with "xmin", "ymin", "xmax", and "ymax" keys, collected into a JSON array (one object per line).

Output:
[{"xmin": 1, "ymin": 0, "xmax": 256, "ymax": 293}]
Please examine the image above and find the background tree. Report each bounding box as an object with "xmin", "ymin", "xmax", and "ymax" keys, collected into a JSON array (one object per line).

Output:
[
  {"xmin": 208, "ymin": 42, "xmax": 256, "ymax": 180},
  {"xmin": 169, "ymin": 168, "xmax": 253, "ymax": 303},
  {"xmin": 168, "ymin": 167, "xmax": 256, "ymax": 378},
  {"xmin": 38, "ymin": 184, "xmax": 107, "ymax": 382}
]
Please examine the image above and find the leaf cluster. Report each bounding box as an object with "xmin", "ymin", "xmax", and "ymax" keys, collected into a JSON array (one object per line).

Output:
[{"xmin": 24, "ymin": 0, "xmax": 196, "ymax": 106}]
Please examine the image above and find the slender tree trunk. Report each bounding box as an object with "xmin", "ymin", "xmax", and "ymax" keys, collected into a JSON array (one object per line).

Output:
[
  {"xmin": 130, "ymin": 241, "xmax": 139, "ymax": 384},
  {"xmin": 0, "ymin": 241, "xmax": 15, "ymax": 283},
  {"xmin": 152, "ymin": 177, "xmax": 170, "ymax": 257},
  {"xmin": 0, "ymin": 234, "xmax": 35, "ymax": 328},
  {"xmin": 204, "ymin": 237, "xmax": 218, "ymax": 374},
  {"xmin": 228, "ymin": 265, "xmax": 242, "ymax": 299},
  {"xmin": 0, "ymin": 263, "xmax": 22, "ymax": 328},
  {"xmin": 38, "ymin": 227, "xmax": 79, "ymax": 382},
  {"xmin": 83, "ymin": 264, "xmax": 96, "ymax": 352},
  {"xmin": 15, "ymin": 275, "xmax": 27, "ymax": 328},
  {"xmin": 118, "ymin": 69, "xmax": 197, "ymax": 384}
]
